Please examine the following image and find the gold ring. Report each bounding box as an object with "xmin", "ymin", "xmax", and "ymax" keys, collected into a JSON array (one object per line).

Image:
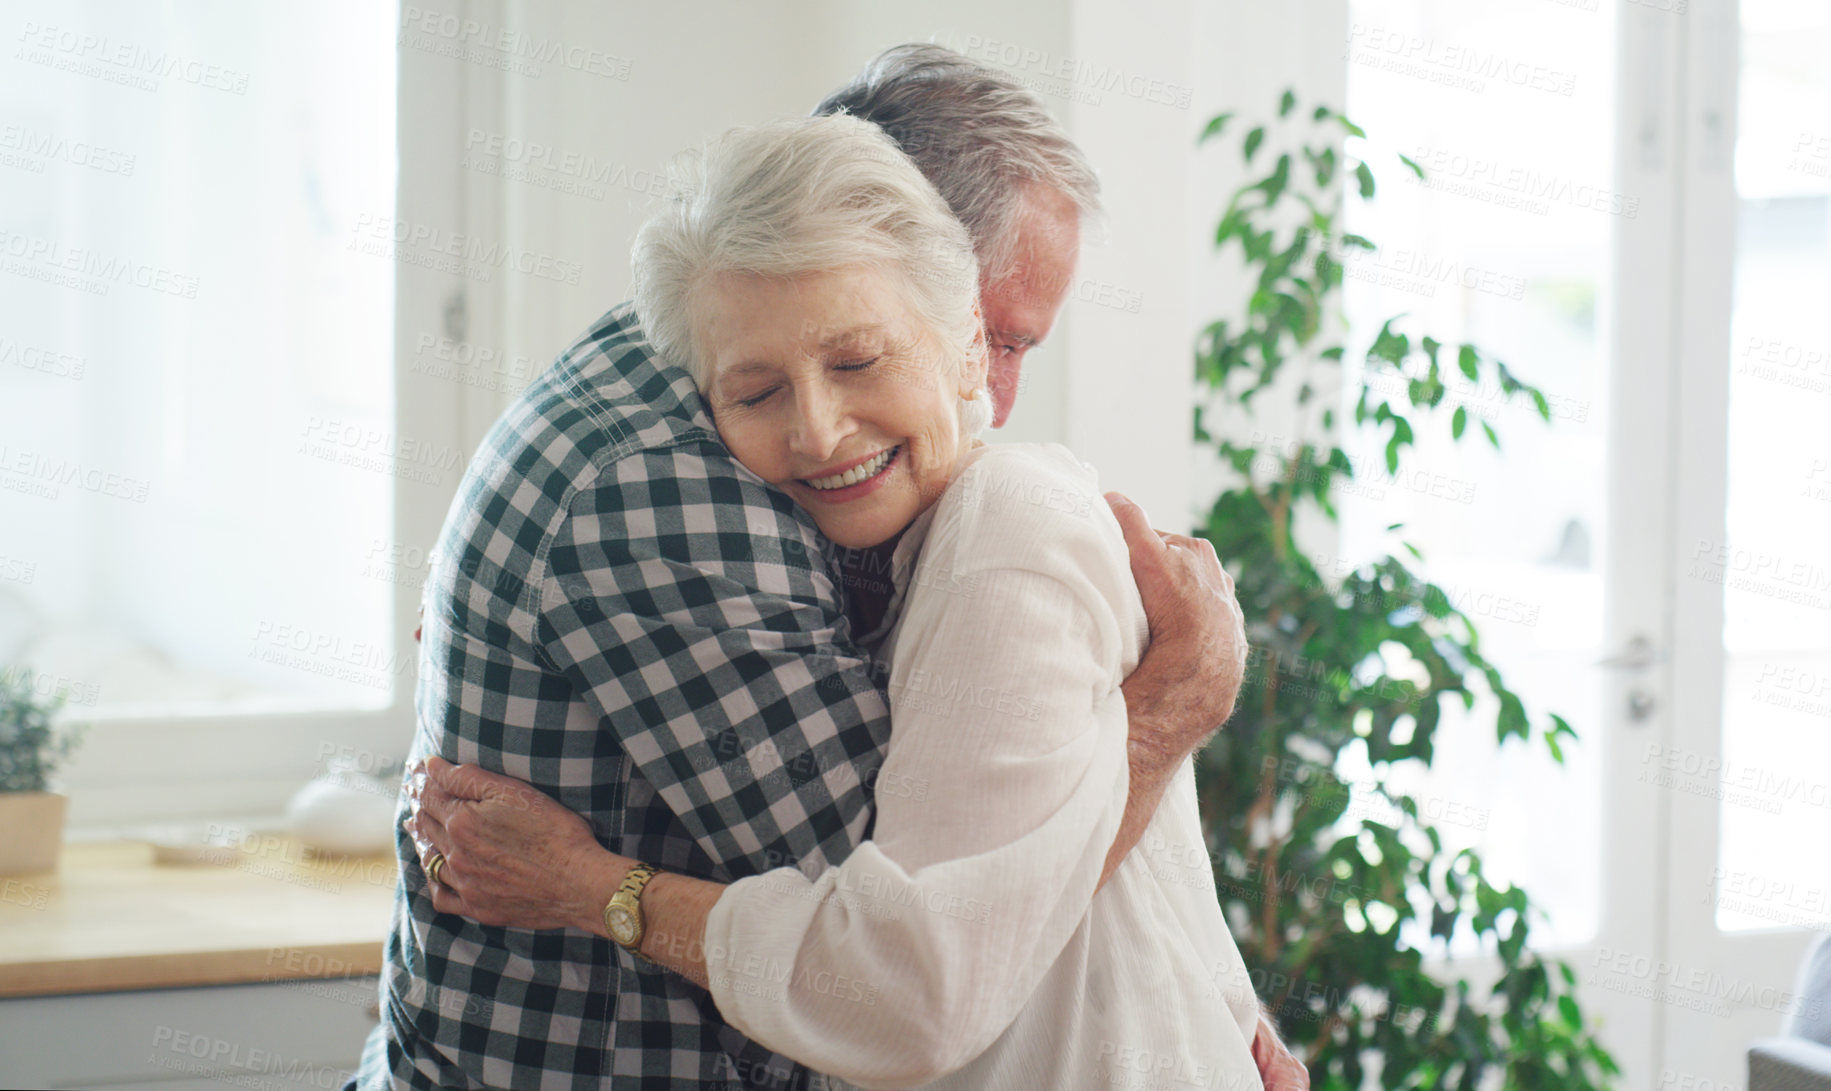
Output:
[{"xmin": 426, "ymin": 852, "xmax": 448, "ymax": 886}]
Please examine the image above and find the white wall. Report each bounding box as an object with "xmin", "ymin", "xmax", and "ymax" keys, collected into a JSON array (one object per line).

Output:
[{"xmin": 1188, "ymin": 0, "xmax": 1351, "ymax": 545}]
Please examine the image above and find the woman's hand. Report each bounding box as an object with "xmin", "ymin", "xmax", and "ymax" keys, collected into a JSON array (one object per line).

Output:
[
  {"xmin": 404, "ymin": 757, "xmax": 627, "ymax": 933},
  {"xmin": 1252, "ymin": 1012, "xmax": 1311, "ymax": 1090}
]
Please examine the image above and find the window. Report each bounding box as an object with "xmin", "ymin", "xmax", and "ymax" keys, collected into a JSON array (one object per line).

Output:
[{"xmin": 1, "ymin": 4, "xmax": 442, "ymax": 822}]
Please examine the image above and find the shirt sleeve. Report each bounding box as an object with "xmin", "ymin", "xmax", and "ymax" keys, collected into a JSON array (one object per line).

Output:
[
  {"xmin": 537, "ymin": 440, "xmax": 891, "ymax": 879},
  {"xmin": 701, "ymin": 449, "xmax": 1136, "ymax": 1090}
]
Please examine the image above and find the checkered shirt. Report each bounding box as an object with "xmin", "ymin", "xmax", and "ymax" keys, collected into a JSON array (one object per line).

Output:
[{"xmin": 355, "ymin": 304, "xmax": 890, "ymax": 1090}]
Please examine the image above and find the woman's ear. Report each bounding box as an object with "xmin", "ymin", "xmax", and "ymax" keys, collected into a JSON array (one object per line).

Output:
[{"xmin": 959, "ymin": 308, "xmax": 990, "ymax": 399}]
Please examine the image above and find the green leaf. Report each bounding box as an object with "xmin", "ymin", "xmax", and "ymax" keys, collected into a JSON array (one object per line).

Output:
[
  {"xmin": 1481, "ymin": 419, "xmax": 1500, "ymax": 449},
  {"xmin": 1399, "ymin": 153, "xmax": 1426, "ymax": 180},
  {"xmin": 1279, "ymin": 89, "xmax": 1297, "ymax": 118},
  {"xmin": 1262, "ymin": 154, "xmax": 1292, "ymax": 204},
  {"xmin": 1558, "ymin": 994, "xmax": 1581, "ymax": 1027},
  {"xmin": 1199, "ymin": 113, "xmax": 1235, "ymax": 144},
  {"xmin": 1244, "ymin": 126, "xmax": 1265, "ymax": 163},
  {"xmin": 1458, "ymin": 344, "xmax": 1480, "ymax": 381},
  {"xmin": 1452, "ymin": 406, "xmax": 1468, "ymax": 440},
  {"xmin": 1355, "ymin": 161, "xmax": 1376, "ymax": 199}
]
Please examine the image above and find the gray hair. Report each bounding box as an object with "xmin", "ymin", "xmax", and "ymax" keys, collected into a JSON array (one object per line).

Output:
[
  {"xmin": 815, "ymin": 43, "xmax": 1101, "ymax": 282},
  {"xmin": 632, "ymin": 114, "xmax": 983, "ymax": 400}
]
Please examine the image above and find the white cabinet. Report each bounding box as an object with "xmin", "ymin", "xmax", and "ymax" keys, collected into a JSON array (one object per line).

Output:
[{"xmin": 0, "ymin": 978, "xmax": 378, "ymax": 1090}]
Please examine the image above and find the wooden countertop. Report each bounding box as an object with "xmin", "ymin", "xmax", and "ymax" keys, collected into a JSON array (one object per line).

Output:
[{"xmin": 0, "ymin": 839, "xmax": 397, "ymax": 998}]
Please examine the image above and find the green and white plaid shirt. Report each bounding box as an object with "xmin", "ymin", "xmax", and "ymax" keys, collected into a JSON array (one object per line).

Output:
[{"xmin": 356, "ymin": 304, "xmax": 889, "ymax": 1090}]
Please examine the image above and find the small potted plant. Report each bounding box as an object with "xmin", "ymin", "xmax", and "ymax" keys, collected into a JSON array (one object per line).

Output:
[{"xmin": 0, "ymin": 668, "xmax": 86, "ymax": 875}]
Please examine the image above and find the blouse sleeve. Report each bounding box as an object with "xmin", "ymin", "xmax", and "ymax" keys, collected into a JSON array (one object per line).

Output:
[{"xmin": 701, "ymin": 447, "xmax": 1139, "ymax": 1089}]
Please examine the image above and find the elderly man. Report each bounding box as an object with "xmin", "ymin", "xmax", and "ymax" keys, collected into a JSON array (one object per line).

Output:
[{"xmin": 355, "ymin": 44, "xmax": 1303, "ymax": 1090}]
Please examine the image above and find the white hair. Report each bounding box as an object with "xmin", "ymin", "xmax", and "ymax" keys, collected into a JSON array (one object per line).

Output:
[
  {"xmin": 632, "ymin": 114, "xmax": 984, "ymax": 423},
  {"xmin": 814, "ymin": 43, "xmax": 1102, "ymax": 283}
]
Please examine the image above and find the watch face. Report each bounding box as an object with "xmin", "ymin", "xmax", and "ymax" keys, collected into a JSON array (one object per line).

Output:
[{"xmin": 607, "ymin": 906, "xmax": 637, "ymax": 946}]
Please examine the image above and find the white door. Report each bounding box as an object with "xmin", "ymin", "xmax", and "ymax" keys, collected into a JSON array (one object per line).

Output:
[
  {"xmin": 1657, "ymin": 0, "xmax": 1831, "ymax": 1082},
  {"xmin": 1346, "ymin": 0, "xmax": 1829, "ymax": 1082}
]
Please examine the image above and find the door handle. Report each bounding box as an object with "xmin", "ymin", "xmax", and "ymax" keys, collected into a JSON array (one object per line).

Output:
[{"xmin": 1594, "ymin": 634, "xmax": 1666, "ymax": 672}]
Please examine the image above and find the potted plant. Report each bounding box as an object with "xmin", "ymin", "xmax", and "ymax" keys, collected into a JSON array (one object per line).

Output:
[
  {"xmin": 0, "ymin": 668, "xmax": 86, "ymax": 875},
  {"xmin": 1193, "ymin": 93, "xmax": 1619, "ymax": 1086}
]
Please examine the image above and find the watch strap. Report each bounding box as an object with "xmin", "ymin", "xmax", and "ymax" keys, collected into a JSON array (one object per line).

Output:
[{"xmin": 603, "ymin": 862, "xmax": 660, "ymax": 951}]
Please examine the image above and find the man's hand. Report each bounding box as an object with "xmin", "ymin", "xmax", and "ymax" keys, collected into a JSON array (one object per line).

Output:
[
  {"xmin": 1106, "ymin": 491, "xmax": 1247, "ymax": 773},
  {"xmin": 1094, "ymin": 492, "xmax": 1246, "ymax": 888},
  {"xmin": 1252, "ymin": 1011, "xmax": 1310, "ymax": 1090},
  {"xmin": 404, "ymin": 757, "xmax": 625, "ymax": 933}
]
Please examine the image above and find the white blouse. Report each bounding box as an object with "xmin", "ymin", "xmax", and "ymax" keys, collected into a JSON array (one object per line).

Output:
[{"xmin": 702, "ymin": 442, "xmax": 1262, "ymax": 1091}]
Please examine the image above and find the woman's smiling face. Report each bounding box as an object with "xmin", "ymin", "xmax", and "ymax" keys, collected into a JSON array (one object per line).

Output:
[{"xmin": 698, "ymin": 264, "xmax": 984, "ymax": 550}]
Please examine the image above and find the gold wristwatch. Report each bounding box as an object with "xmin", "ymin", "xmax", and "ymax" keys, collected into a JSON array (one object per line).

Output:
[{"xmin": 602, "ymin": 862, "xmax": 660, "ymax": 952}]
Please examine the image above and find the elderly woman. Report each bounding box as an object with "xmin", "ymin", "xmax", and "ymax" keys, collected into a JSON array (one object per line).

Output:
[{"xmin": 413, "ymin": 114, "xmax": 1262, "ymax": 1090}]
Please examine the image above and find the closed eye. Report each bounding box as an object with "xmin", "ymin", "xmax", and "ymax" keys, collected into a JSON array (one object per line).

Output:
[
  {"xmin": 735, "ymin": 386, "xmax": 779, "ymax": 408},
  {"xmin": 834, "ymin": 357, "xmax": 880, "ymax": 373}
]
